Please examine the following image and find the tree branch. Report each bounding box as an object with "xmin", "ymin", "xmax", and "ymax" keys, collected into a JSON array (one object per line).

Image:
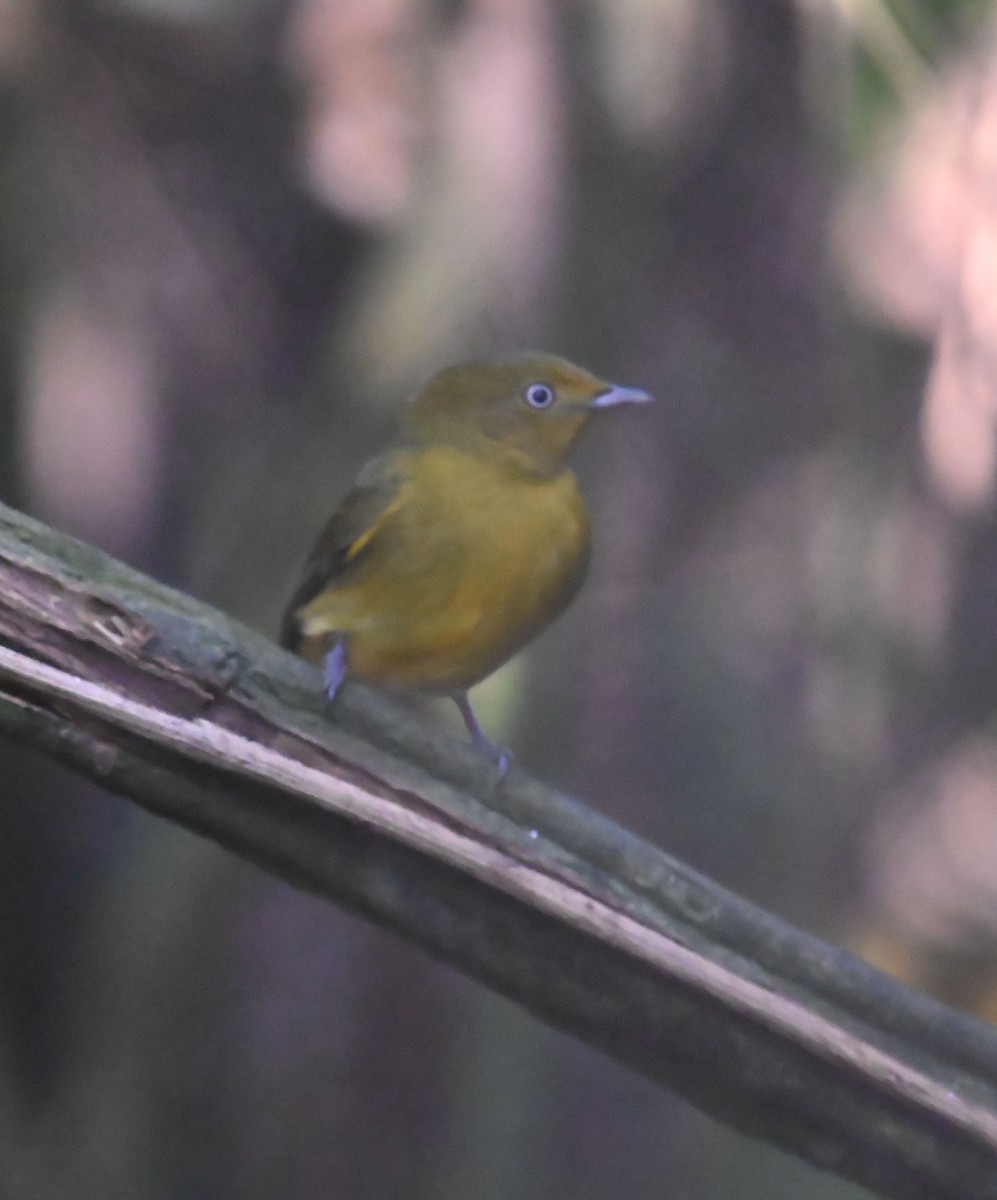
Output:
[{"xmin": 1, "ymin": 499, "xmax": 996, "ymax": 1199}]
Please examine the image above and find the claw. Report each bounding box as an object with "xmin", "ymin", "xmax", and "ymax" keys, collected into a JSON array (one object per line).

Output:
[{"xmin": 453, "ymin": 692, "xmax": 511, "ymax": 776}]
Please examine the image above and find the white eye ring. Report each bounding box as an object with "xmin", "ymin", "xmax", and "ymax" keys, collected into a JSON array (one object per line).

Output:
[{"xmin": 525, "ymin": 383, "xmax": 555, "ymax": 408}]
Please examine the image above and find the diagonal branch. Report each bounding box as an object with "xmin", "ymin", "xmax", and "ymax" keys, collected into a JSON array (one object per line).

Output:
[{"xmin": 0, "ymin": 499, "xmax": 996, "ymax": 1200}]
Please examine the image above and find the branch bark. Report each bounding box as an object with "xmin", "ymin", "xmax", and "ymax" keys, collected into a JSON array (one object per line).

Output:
[{"xmin": 0, "ymin": 499, "xmax": 996, "ymax": 1199}]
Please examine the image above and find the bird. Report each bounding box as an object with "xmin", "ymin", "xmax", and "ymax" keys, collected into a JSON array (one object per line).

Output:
[{"xmin": 280, "ymin": 353, "xmax": 652, "ymax": 771}]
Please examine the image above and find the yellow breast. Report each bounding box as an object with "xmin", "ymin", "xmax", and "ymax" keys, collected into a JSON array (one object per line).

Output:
[{"xmin": 299, "ymin": 445, "xmax": 592, "ymax": 692}]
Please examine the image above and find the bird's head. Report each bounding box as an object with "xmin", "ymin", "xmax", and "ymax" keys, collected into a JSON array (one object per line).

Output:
[{"xmin": 402, "ymin": 354, "xmax": 652, "ymax": 477}]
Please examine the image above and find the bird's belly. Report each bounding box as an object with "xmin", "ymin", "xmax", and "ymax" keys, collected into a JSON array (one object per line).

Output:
[{"xmin": 343, "ymin": 478, "xmax": 590, "ymax": 691}]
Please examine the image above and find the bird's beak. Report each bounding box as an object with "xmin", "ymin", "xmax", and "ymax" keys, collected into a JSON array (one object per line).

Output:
[{"xmin": 589, "ymin": 384, "xmax": 654, "ymax": 409}]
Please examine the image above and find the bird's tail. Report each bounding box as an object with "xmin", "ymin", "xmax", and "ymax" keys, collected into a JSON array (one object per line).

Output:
[{"xmin": 278, "ymin": 605, "xmax": 303, "ymax": 652}]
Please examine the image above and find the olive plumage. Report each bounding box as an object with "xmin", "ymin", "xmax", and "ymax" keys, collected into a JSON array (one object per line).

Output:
[{"xmin": 281, "ymin": 353, "xmax": 652, "ymax": 768}]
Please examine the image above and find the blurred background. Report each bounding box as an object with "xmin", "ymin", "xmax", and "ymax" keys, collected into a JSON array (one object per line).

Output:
[{"xmin": 0, "ymin": 0, "xmax": 995, "ymax": 1196}]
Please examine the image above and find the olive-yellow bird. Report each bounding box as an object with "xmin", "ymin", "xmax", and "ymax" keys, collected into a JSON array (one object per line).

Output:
[{"xmin": 280, "ymin": 353, "xmax": 652, "ymax": 769}]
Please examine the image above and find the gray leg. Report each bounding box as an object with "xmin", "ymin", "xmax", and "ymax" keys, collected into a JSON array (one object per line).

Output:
[
  {"xmin": 453, "ymin": 692, "xmax": 510, "ymax": 776},
  {"xmin": 323, "ymin": 640, "xmax": 348, "ymax": 702}
]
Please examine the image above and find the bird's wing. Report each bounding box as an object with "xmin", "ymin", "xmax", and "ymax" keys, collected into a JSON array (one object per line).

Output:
[{"xmin": 279, "ymin": 450, "xmax": 409, "ymax": 650}]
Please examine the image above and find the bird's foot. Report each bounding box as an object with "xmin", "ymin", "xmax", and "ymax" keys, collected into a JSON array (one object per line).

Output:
[
  {"xmin": 453, "ymin": 692, "xmax": 511, "ymax": 777},
  {"xmin": 323, "ymin": 641, "xmax": 348, "ymax": 703},
  {"xmin": 473, "ymin": 731, "xmax": 511, "ymax": 778}
]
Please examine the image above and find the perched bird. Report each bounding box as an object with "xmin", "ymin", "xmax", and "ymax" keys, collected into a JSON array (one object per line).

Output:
[{"xmin": 280, "ymin": 353, "xmax": 652, "ymax": 769}]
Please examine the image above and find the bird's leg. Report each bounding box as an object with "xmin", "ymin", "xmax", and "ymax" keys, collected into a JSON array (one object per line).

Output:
[
  {"xmin": 323, "ymin": 640, "xmax": 348, "ymax": 702},
  {"xmin": 453, "ymin": 692, "xmax": 510, "ymax": 776}
]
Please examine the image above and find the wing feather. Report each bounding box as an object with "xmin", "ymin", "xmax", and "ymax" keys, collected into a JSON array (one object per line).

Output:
[{"xmin": 279, "ymin": 451, "xmax": 408, "ymax": 649}]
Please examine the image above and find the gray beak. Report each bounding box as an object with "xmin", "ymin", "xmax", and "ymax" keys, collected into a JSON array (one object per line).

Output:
[{"xmin": 589, "ymin": 384, "xmax": 654, "ymax": 409}]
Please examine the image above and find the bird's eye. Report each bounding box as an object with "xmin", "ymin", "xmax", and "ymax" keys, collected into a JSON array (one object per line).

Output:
[{"xmin": 525, "ymin": 383, "xmax": 555, "ymax": 409}]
